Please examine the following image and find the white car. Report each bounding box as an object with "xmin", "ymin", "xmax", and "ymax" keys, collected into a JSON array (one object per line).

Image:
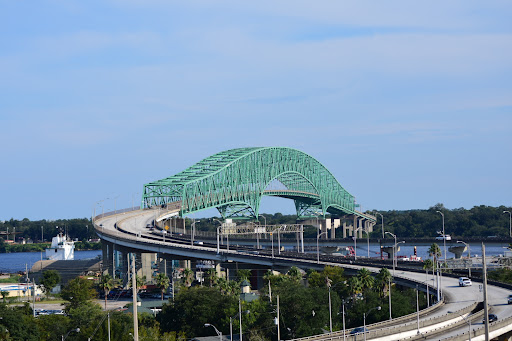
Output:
[
  {"xmin": 459, "ymin": 277, "xmax": 472, "ymax": 287},
  {"xmin": 435, "ymin": 234, "xmax": 452, "ymax": 241}
]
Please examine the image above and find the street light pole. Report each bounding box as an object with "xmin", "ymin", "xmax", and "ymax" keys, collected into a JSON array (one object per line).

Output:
[
  {"xmin": 317, "ymin": 232, "xmax": 327, "ymax": 264},
  {"xmin": 191, "ymin": 219, "xmax": 200, "ymax": 245},
  {"xmin": 374, "ymin": 212, "xmax": 384, "ymax": 239},
  {"xmin": 214, "ymin": 219, "xmax": 223, "ymax": 254},
  {"xmin": 205, "ymin": 323, "xmax": 222, "ymax": 341},
  {"xmin": 354, "ymin": 227, "xmax": 362, "ymax": 261},
  {"xmin": 457, "ymin": 240, "xmax": 471, "ymax": 277},
  {"xmin": 436, "ymin": 211, "xmax": 447, "ymax": 265},
  {"xmin": 504, "ymin": 211, "xmax": 512, "ymax": 238},
  {"xmin": 385, "ymin": 231, "xmax": 397, "ymax": 275},
  {"xmin": 363, "ymin": 306, "xmax": 381, "ymax": 341}
]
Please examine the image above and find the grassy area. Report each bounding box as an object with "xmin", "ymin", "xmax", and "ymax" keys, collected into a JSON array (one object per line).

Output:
[{"xmin": 0, "ymin": 274, "xmax": 21, "ymax": 283}]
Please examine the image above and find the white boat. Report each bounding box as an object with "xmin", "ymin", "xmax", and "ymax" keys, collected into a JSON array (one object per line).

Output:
[{"xmin": 45, "ymin": 233, "xmax": 75, "ymax": 260}]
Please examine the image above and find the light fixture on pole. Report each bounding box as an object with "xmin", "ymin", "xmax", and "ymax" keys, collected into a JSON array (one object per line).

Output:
[
  {"xmin": 504, "ymin": 211, "xmax": 511, "ymax": 238},
  {"xmin": 213, "ymin": 219, "xmax": 223, "ymax": 254},
  {"xmin": 317, "ymin": 231, "xmax": 328, "ymax": 263},
  {"xmin": 374, "ymin": 212, "xmax": 384, "ymax": 239},
  {"xmin": 354, "ymin": 227, "xmax": 362, "ymax": 261},
  {"xmin": 191, "ymin": 219, "xmax": 200, "ymax": 245},
  {"xmin": 448, "ymin": 311, "xmax": 472, "ymax": 341},
  {"xmin": 230, "ymin": 304, "xmax": 249, "ymax": 341},
  {"xmin": 436, "ymin": 211, "xmax": 447, "ymax": 265},
  {"xmin": 457, "ymin": 240, "xmax": 471, "ymax": 277},
  {"xmin": 327, "ymin": 281, "xmax": 345, "ymax": 333},
  {"xmin": 385, "ymin": 231, "xmax": 397, "ymax": 275},
  {"xmin": 62, "ymin": 327, "xmax": 80, "ymax": 341},
  {"xmin": 363, "ymin": 306, "xmax": 381, "ymax": 341},
  {"xmin": 205, "ymin": 323, "xmax": 222, "ymax": 341}
]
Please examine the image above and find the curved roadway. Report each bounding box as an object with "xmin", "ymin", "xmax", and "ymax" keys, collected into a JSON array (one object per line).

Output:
[{"xmin": 94, "ymin": 208, "xmax": 512, "ymax": 341}]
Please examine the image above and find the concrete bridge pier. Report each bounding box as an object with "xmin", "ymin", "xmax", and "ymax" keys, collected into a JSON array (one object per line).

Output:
[
  {"xmin": 448, "ymin": 245, "xmax": 467, "ymax": 259},
  {"xmin": 381, "ymin": 245, "xmax": 401, "ymax": 260},
  {"xmin": 101, "ymin": 240, "xmax": 115, "ymax": 277}
]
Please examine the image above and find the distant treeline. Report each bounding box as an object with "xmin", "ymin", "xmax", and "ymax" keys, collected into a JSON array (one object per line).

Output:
[
  {"xmin": 1, "ymin": 203, "xmax": 511, "ymax": 244},
  {"xmin": 0, "ymin": 217, "xmax": 93, "ymax": 243}
]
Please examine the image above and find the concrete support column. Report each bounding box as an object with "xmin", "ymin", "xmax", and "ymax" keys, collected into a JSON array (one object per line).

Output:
[{"xmin": 342, "ymin": 222, "xmax": 347, "ymax": 238}]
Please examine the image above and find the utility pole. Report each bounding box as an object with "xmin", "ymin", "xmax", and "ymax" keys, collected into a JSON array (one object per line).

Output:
[
  {"xmin": 277, "ymin": 295, "xmax": 280, "ymax": 341},
  {"xmin": 482, "ymin": 243, "xmax": 489, "ymax": 341},
  {"xmin": 131, "ymin": 254, "xmax": 139, "ymax": 341}
]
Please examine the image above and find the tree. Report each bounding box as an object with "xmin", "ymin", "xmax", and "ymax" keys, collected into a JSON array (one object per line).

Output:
[
  {"xmin": 1, "ymin": 290, "xmax": 8, "ymax": 303},
  {"xmin": 356, "ymin": 268, "xmax": 375, "ymax": 292},
  {"xmin": 61, "ymin": 277, "xmax": 97, "ymax": 312},
  {"xmin": 348, "ymin": 276, "xmax": 362, "ymax": 301},
  {"xmin": 428, "ymin": 243, "xmax": 442, "ymax": 270},
  {"xmin": 205, "ymin": 268, "xmax": 218, "ymax": 287},
  {"xmin": 98, "ymin": 274, "xmax": 120, "ymax": 309},
  {"xmin": 40, "ymin": 270, "xmax": 61, "ymax": 296},
  {"xmin": 154, "ymin": 273, "xmax": 170, "ymax": 300},
  {"xmin": 236, "ymin": 269, "xmax": 252, "ymax": 282},
  {"xmin": 375, "ymin": 268, "xmax": 392, "ymax": 297},
  {"xmin": 182, "ymin": 268, "xmax": 194, "ymax": 287},
  {"xmin": 287, "ymin": 266, "xmax": 303, "ymax": 282}
]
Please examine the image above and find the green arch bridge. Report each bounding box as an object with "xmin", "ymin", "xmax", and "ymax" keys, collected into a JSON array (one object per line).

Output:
[{"xmin": 142, "ymin": 147, "xmax": 373, "ymax": 221}]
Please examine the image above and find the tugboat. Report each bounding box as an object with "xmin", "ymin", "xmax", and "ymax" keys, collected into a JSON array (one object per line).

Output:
[{"xmin": 45, "ymin": 229, "xmax": 75, "ymax": 260}]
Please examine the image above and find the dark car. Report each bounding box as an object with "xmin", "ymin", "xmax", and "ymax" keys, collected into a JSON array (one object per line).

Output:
[
  {"xmin": 350, "ymin": 327, "xmax": 368, "ymax": 335},
  {"xmin": 483, "ymin": 314, "xmax": 498, "ymax": 323}
]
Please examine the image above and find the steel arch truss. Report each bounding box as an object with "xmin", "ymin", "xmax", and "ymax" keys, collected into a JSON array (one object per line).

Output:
[{"xmin": 142, "ymin": 147, "xmax": 357, "ymax": 220}]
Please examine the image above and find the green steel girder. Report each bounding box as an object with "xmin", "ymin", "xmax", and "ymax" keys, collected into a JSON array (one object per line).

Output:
[{"xmin": 142, "ymin": 147, "xmax": 362, "ymax": 220}]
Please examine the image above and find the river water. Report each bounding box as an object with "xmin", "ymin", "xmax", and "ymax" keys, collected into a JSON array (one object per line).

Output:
[
  {"xmin": 0, "ymin": 250, "xmax": 101, "ymax": 273},
  {"xmin": 0, "ymin": 243, "xmax": 508, "ymax": 273}
]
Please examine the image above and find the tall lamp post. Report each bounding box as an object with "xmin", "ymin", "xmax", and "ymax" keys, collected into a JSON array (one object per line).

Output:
[
  {"xmin": 327, "ymin": 281, "xmax": 345, "ymax": 333},
  {"xmin": 213, "ymin": 219, "xmax": 223, "ymax": 254},
  {"xmin": 62, "ymin": 328, "xmax": 80, "ymax": 341},
  {"xmin": 374, "ymin": 212, "xmax": 384, "ymax": 239},
  {"xmin": 354, "ymin": 227, "xmax": 362, "ymax": 261},
  {"xmin": 448, "ymin": 311, "xmax": 472, "ymax": 341},
  {"xmin": 363, "ymin": 306, "xmax": 381, "ymax": 341},
  {"xmin": 230, "ymin": 302, "xmax": 249, "ymax": 341},
  {"xmin": 457, "ymin": 240, "xmax": 471, "ymax": 277},
  {"xmin": 436, "ymin": 211, "xmax": 447, "ymax": 265},
  {"xmin": 191, "ymin": 220, "xmax": 200, "ymax": 245},
  {"xmin": 504, "ymin": 211, "xmax": 511, "ymax": 238},
  {"xmin": 385, "ymin": 231, "xmax": 397, "ymax": 275},
  {"xmin": 317, "ymin": 231, "xmax": 328, "ymax": 264},
  {"xmin": 204, "ymin": 323, "xmax": 222, "ymax": 341}
]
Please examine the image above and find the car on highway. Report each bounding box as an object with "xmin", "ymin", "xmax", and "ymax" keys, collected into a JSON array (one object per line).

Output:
[
  {"xmin": 435, "ymin": 234, "xmax": 452, "ymax": 241},
  {"xmin": 350, "ymin": 327, "xmax": 368, "ymax": 335},
  {"xmin": 483, "ymin": 314, "xmax": 498, "ymax": 323},
  {"xmin": 193, "ymin": 241, "xmax": 204, "ymax": 245},
  {"xmin": 458, "ymin": 277, "xmax": 472, "ymax": 287},
  {"xmin": 508, "ymin": 294, "xmax": 512, "ymax": 304}
]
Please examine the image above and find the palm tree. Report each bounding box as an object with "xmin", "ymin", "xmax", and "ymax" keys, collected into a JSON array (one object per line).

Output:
[
  {"xmin": 154, "ymin": 273, "xmax": 170, "ymax": 300},
  {"xmin": 182, "ymin": 268, "xmax": 194, "ymax": 287},
  {"xmin": 205, "ymin": 268, "xmax": 218, "ymax": 287},
  {"xmin": 357, "ymin": 268, "xmax": 375, "ymax": 291},
  {"xmin": 348, "ymin": 276, "xmax": 362, "ymax": 301},
  {"xmin": 428, "ymin": 243, "xmax": 442, "ymax": 270},
  {"xmin": 1, "ymin": 291, "xmax": 8, "ymax": 303},
  {"xmin": 236, "ymin": 269, "xmax": 252, "ymax": 282},
  {"xmin": 217, "ymin": 277, "xmax": 229, "ymax": 294},
  {"xmin": 287, "ymin": 266, "xmax": 302, "ymax": 282},
  {"xmin": 98, "ymin": 274, "xmax": 120, "ymax": 309},
  {"xmin": 375, "ymin": 268, "xmax": 392, "ymax": 297}
]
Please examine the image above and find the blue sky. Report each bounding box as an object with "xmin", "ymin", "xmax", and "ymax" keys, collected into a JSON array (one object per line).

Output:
[{"xmin": 1, "ymin": 1, "xmax": 511, "ymax": 220}]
